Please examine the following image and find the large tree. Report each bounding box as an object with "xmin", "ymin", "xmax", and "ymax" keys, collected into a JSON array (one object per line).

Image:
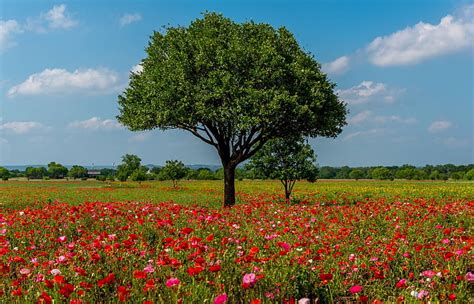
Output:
[{"xmin": 117, "ymin": 13, "xmax": 347, "ymax": 206}]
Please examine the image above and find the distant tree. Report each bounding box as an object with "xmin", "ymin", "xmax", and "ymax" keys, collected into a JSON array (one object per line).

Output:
[
  {"xmin": 116, "ymin": 154, "xmax": 142, "ymax": 181},
  {"xmin": 195, "ymin": 168, "xmax": 215, "ymax": 180},
  {"xmin": 68, "ymin": 165, "xmax": 88, "ymax": 179},
  {"xmin": 130, "ymin": 167, "xmax": 148, "ymax": 182},
  {"xmin": 396, "ymin": 165, "xmax": 417, "ymax": 180},
  {"xmin": 371, "ymin": 167, "xmax": 392, "ymax": 180},
  {"xmin": 464, "ymin": 168, "xmax": 474, "ymax": 180},
  {"xmin": 349, "ymin": 169, "xmax": 364, "ymax": 180},
  {"xmin": 247, "ymin": 136, "xmax": 318, "ymax": 201},
  {"xmin": 47, "ymin": 162, "xmax": 68, "ymax": 179},
  {"xmin": 450, "ymin": 172, "xmax": 463, "ymax": 180},
  {"xmin": 25, "ymin": 167, "xmax": 48, "ymax": 179},
  {"xmin": 429, "ymin": 170, "xmax": 441, "ymax": 180},
  {"xmin": 117, "ymin": 13, "xmax": 347, "ymax": 206},
  {"xmin": 319, "ymin": 166, "xmax": 337, "ymax": 179},
  {"xmin": 335, "ymin": 166, "xmax": 351, "ymax": 179},
  {"xmin": 100, "ymin": 168, "xmax": 116, "ymax": 179},
  {"xmin": 160, "ymin": 160, "xmax": 187, "ymax": 188},
  {"xmin": 150, "ymin": 167, "xmax": 162, "ymax": 175},
  {"xmin": 0, "ymin": 167, "xmax": 10, "ymax": 181}
]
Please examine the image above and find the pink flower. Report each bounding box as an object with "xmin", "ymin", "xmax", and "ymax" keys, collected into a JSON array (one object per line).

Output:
[
  {"xmin": 417, "ymin": 290, "xmax": 429, "ymax": 299},
  {"xmin": 421, "ymin": 270, "xmax": 436, "ymax": 278},
  {"xmin": 242, "ymin": 273, "xmax": 257, "ymax": 287},
  {"xmin": 441, "ymin": 238, "xmax": 450, "ymax": 244},
  {"xmin": 165, "ymin": 277, "xmax": 180, "ymax": 288},
  {"xmin": 58, "ymin": 236, "xmax": 67, "ymax": 242},
  {"xmin": 19, "ymin": 268, "xmax": 30, "ymax": 275},
  {"xmin": 144, "ymin": 265, "xmax": 155, "ymax": 273},
  {"xmin": 213, "ymin": 293, "xmax": 228, "ymax": 304},
  {"xmin": 466, "ymin": 272, "xmax": 474, "ymax": 283},
  {"xmin": 395, "ymin": 279, "xmax": 407, "ymax": 288},
  {"xmin": 349, "ymin": 254, "xmax": 356, "ymax": 261},
  {"xmin": 348, "ymin": 285, "xmax": 363, "ymax": 294}
]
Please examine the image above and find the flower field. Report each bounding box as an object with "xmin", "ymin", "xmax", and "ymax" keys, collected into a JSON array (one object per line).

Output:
[{"xmin": 0, "ymin": 180, "xmax": 472, "ymax": 303}]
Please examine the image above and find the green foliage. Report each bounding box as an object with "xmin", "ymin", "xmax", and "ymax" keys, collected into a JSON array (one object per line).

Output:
[
  {"xmin": 349, "ymin": 169, "xmax": 364, "ymax": 180},
  {"xmin": 25, "ymin": 167, "xmax": 48, "ymax": 179},
  {"xmin": 464, "ymin": 168, "xmax": 474, "ymax": 180},
  {"xmin": 160, "ymin": 160, "xmax": 187, "ymax": 188},
  {"xmin": 68, "ymin": 165, "xmax": 88, "ymax": 179},
  {"xmin": 371, "ymin": 167, "xmax": 393, "ymax": 180},
  {"xmin": 117, "ymin": 12, "xmax": 347, "ymax": 206},
  {"xmin": 196, "ymin": 168, "xmax": 217, "ymax": 180},
  {"xmin": 130, "ymin": 168, "xmax": 148, "ymax": 182},
  {"xmin": 116, "ymin": 154, "xmax": 142, "ymax": 181},
  {"xmin": 0, "ymin": 167, "xmax": 10, "ymax": 181},
  {"xmin": 247, "ymin": 136, "xmax": 318, "ymax": 200},
  {"xmin": 47, "ymin": 162, "xmax": 68, "ymax": 179}
]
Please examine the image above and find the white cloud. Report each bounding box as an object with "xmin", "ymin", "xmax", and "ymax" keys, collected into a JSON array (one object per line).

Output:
[
  {"xmin": 344, "ymin": 128, "xmax": 385, "ymax": 140},
  {"xmin": 322, "ymin": 56, "xmax": 350, "ymax": 75},
  {"xmin": 436, "ymin": 136, "xmax": 470, "ymax": 148},
  {"xmin": 348, "ymin": 110, "xmax": 416, "ymax": 125},
  {"xmin": 68, "ymin": 117, "xmax": 123, "ymax": 131},
  {"xmin": 428, "ymin": 120, "xmax": 453, "ymax": 133},
  {"xmin": 8, "ymin": 68, "xmax": 120, "ymax": 97},
  {"xmin": 120, "ymin": 13, "xmax": 142, "ymax": 26},
  {"xmin": 42, "ymin": 4, "xmax": 77, "ymax": 29},
  {"xmin": 0, "ymin": 20, "xmax": 22, "ymax": 53},
  {"xmin": 0, "ymin": 121, "xmax": 45, "ymax": 134},
  {"xmin": 338, "ymin": 81, "xmax": 403, "ymax": 105},
  {"xmin": 131, "ymin": 64, "xmax": 143, "ymax": 74},
  {"xmin": 129, "ymin": 132, "xmax": 151, "ymax": 142},
  {"xmin": 348, "ymin": 110, "xmax": 373, "ymax": 124},
  {"xmin": 373, "ymin": 115, "xmax": 417, "ymax": 124},
  {"xmin": 366, "ymin": 5, "xmax": 474, "ymax": 66}
]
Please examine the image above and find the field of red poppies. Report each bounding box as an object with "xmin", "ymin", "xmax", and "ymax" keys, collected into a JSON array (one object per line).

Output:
[{"xmin": 0, "ymin": 180, "xmax": 472, "ymax": 303}]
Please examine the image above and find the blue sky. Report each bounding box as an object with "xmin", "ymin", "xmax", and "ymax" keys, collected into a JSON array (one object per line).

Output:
[{"xmin": 0, "ymin": 0, "xmax": 473, "ymax": 167}]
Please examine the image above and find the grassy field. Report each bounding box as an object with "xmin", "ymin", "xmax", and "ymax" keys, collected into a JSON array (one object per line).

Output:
[{"xmin": 0, "ymin": 180, "xmax": 472, "ymax": 303}]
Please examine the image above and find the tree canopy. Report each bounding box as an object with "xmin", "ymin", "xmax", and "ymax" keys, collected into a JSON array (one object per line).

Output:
[
  {"xmin": 247, "ymin": 136, "xmax": 318, "ymax": 200},
  {"xmin": 118, "ymin": 12, "xmax": 347, "ymax": 206}
]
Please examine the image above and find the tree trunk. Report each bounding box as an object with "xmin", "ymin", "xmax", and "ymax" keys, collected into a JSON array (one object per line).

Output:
[
  {"xmin": 284, "ymin": 180, "xmax": 291, "ymax": 202},
  {"xmin": 223, "ymin": 164, "xmax": 236, "ymax": 207}
]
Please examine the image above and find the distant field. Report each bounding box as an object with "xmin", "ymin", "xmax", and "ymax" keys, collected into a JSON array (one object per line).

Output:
[{"xmin": 0, "ymin": 180, "xmax": 472, "ymax": 302}]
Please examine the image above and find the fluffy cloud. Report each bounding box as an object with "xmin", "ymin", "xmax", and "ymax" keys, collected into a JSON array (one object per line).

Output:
[
  {"xmin": 338, "ymin": 81, "xmax": 403, "ymax": 105},
  {"xmin": 322, "ymin": 56, "xmax": 350, "ymax": 75},
  {"xmin": 428, "ymin": 120, "xmax": 452, "ymax": 133},
  {"xmin": 68, "ymin": 117, "xmax": 124, "ymax": 131},
  {"xmin": 120, "ymin": 13, "xmax": 142, "ymax": 26},
  {"xmin": 8, "ymin": 68, "xmax": 120, "ymax": 97},
  {"xmin": 42, "ymin": 4, "xmax": 77, "ymax": 29},
  {"xmin": 367, "ymin": 5, "xmax": 473, "ymax": 66},
  {"xmin": 344, "ymin": 128, "xmax": 385, "ymax": 140},
  {"xmin": 0, "ymin": 20, "xmax": 22, "ymax": 53},
  {"xmin": 0, "ymin": 121, "xmax": 45, "ymax": 134},
  {"xmin": 348, "ymin": 110, "xmax": 416, "ymax": 125}
]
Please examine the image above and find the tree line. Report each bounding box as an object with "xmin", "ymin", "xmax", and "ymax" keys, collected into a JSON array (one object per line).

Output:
[{"xmin": 1, "ymin": 160, "xmax": 473, "ymax": 182}]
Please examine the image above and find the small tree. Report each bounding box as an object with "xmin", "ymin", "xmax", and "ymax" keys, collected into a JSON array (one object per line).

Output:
[
  {"xmin": 68, "ymin": 165, "xmax": 88, "ymax": 179},
  {"xmin": 0, "ymin": 167, "xmax": 10, "ymax": 181},
  {"xmin": 160, "ymin": 160, "xmax": 187, "ymax": 188},
  {"xmin": 116, "ymin": 154, "xmax": 142, "ymax": 181},
  {"xmin": 349, "ymin": 169, "xmax": 364, "ymax": 180},
  {"xmin": 117, "ymin": 13, "xmax": 347, "ymax": 206},
  {"xmin": 247, "ymin": 136, "xmax": 318, "ymax": 201},
  {"xmin": 464, "ymin": 168, "xmax": 474, "ymax": 180},
  {"xmin": 25, "ymin": 167, "xmax": 48, "ymax": 179},
  {"xmin": 371, "ymin": 167, "xmax": 392, "ymax": 180},
  {"xmin": 47, "ymin": 162, "xmax": 68, "ymax": 179}
]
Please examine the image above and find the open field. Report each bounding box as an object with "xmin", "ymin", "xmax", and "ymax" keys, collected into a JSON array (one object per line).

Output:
[{"xmin": 0, "ymin": 180, "xmax": 473, "ymax": 303}]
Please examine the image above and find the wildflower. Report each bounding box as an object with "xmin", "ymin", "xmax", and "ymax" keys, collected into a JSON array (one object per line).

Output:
[
  {"xmin": 395, "ymin": 279, "xmax": 407, "ymax": 288},
  {"xmin": 348, "ymin": 285, "xmax": 363, "ymax": 294},
  {"xmin": 50, "ymin": 269, "xmax": 61, "ymax": 276},
  {"xmin": 166, "ymin": 278, "xmax": 180, "ymax": 288},
  {"xmin": 19, "ymin": 268, "xmax": 30, "ymax": 275},
  {"xmin": 242, "ymin": 273, "xmax": 257, "ymax": 288},
  {"xmin": 214, "ymin": 293, "xmax": 228, "ymax": 304}
]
